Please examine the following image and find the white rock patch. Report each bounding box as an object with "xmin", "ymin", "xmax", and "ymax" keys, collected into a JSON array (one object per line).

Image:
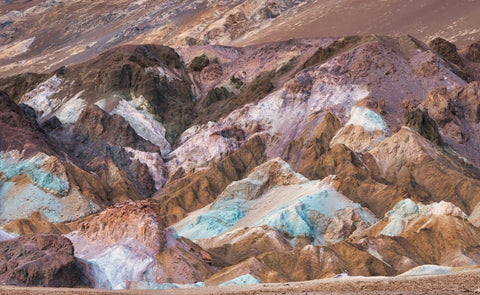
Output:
[
  {"xmin": 346, "ymin": 106, "xmax": 389, "ymax": 133},
  {"xmin": 167, "ymin": 81, "xmax": 369, "ymax": 174},
  {"xmin": 102, "ymin": 99, "xmax": 171, "ymax": 155},
  {"xmin": 125, "ymin": 147, "xmax": 166, "ymax": 190},
  {"xmin": 66, "ymin": 232, "xmax": 158, "ymax": 290},
  {"xmin": 0, "ymin": 37, "xmax": 35, "ymax": 58},
  {"xmin": 55, "ymin": 92, "xmax": 87, "ymax": 124},
  {"xmin": 21, "ymin": 75, "xmax": 62, "ymax": 120}
]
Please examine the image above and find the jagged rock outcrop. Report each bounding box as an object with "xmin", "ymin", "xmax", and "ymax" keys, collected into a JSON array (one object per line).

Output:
[
  {"xmin": 283, "ymin": 111, "xmax": 343, "ymax": 174},
  {"xmin": 0, "ymin": 73, "xmax": 49, "ymax": 103},
  {"xmin": 366, "ymin": 127, "xmax": 480, "ymax": 216},
  {"xmin": 354, "ymin": 199, "xmax": 480, "ymax": 273},
  {"xmin": 156, "ymin": 135, "xmax": 267, "ymax": 225},
  {"xmin": 66, "ymin": 200, "xmax": 216, "ymax": 289},
  {"xmin": 0, "ymin": 90, "xmax": 58, "ymax": 156},
  {"xmin": 466, "ymin": 41, "xmax": 480, "ymax": 63},
  {"xmin": 428, "ymin": 37, "xmax": 464, "ymax": 67},
  {"xmin": 0, "ymin": 233, "xmax": 89, "ymax": 287},
  {"xmin": 420, "ymin": 83, "xmax": 480, "ymax": 165},
  {"xmin": 403, "ymin": 108, "xmax": 443, "ymax": 146},
  {"xmin": 74, "ymin": 105, "xmax": 159, "ymax": 153},
  {"xmin": 71, "ymin": 105, "xmax": 160, "ymax": 199},
  {"xmin": 0, "ymin": 91, "xmax": 111, "ymax": 225}
]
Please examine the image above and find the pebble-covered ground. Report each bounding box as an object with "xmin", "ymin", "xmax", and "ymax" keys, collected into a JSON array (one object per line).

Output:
[{"xmin": 2, "ymin": 268, "xmax": 480, "ymax": 295}]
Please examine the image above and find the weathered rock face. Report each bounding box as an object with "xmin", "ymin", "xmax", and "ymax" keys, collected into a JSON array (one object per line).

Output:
[
  {"xmin": 197, "ymin": 226, "xmax": 294, "ymax": 266},
  {"xmin": 206, "ymin": 243, "xmax": 392, "ymax": 286},
  {"xmin": 0, "ymin": 91, "xmax": 111, "ymax": 225},
  {"xmin": 71, "ymin": 105, "xmax": 160, "ymax": 199},
  {"xmin": 0, "ymin": 90, "xmax": 57, "ymax": 157},
  {"xmin": 420, "ymin": 83, "xmax": 480, "ymax": 166},
  {"xmin": 74, "ymin": 105, "xmax": 159, "ymax": 153},
  {"xmin": 155, "ymin": 135, "xmax": 267, "ymax": 225},
  {"xmin": 367, "ymin": 128, "xmax": 480, "ymax": 215},
  {"xmin": 283, "ymin": 111, "xmax": 343, "ymax": 174},
  {"xmin": 429, "ymin": 37, "xmax": 464, "ymax": 67},
  {"xmin": 466, "ymin": 41, "xmax": 480, "ymax": 63},
  {"xmin": 0, "ymin": 233, "xmax": 89, "ymax": 287},
  {"xmin": 403, "ymin": 108, "xmax": 443, "ymax": 146},
  {"xmin": 355, "ymin": 199, "xmax": 480, "ymax": 273},
  {"xmin": 66, "ymin": 200, "xmax": 217, "ymax": 289},
  {"xmin": 0, "ymin": 73, "xmax": 49, "ymax": 103}
]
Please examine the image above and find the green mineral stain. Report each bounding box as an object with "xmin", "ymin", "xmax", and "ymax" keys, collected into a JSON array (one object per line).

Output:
[{"xmin": 0, "ymin": 154, "xmax": 69, "ymax": 194}]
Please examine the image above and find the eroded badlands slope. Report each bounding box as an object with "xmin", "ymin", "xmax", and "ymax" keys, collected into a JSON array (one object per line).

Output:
[
  {"xmin": 1, "ymin": 35, "xmax": 480, "ymax": 289},
  {"xmin": 1, "ymin": 0, "xmax": 480, "ymax": 77}
]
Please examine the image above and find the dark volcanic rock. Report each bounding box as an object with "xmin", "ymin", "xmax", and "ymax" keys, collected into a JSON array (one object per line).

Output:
[
  {"xmin": 74, "ymin": 104, "xmax": 159, "ymax": 153},
  {"xmin": 41, "ymin": 116, "xmax": 62, "ymax": 132},
  {"xmin": 0, "ymin": 90, "xmax": 59, "ymax": 157},
  {"xmin": 466, "ymin": 41, "xmax": 480, "ymax": 63},
  {"xmin": 429, "ymin": 37, "xmax": 463, "ymax": 67},
  {"xmin": 67, "ymin": 44, "xmax": 194, "ymax": 143},
  {"xmin": 0, "ymin": 73, "xmax": 49, "ymax": 102},
  {"xmin": 0, "ymin": 234, "xmax": 89, "ymax": 287},
  {"xmin": 403, "ymin": 108, "xmax": 443, "ymax": 146},
  {"xmin": 71, "ymin": 104, "xmax": 158, "ymax": 199}
]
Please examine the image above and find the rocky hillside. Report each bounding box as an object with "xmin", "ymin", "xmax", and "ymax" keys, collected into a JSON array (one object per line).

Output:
[
  {"xmin": 1, "ymin": 33, "xmax": 480, "ymax": 290},
  {"xmin": 2, "ymin": 1, "xmax": 480, "ymax": 289},
  {"xmin": 1, "ymin": 0, "xmax": 480, "ymax": 77}
]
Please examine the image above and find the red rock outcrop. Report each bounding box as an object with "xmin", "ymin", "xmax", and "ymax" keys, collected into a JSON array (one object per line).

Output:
[
  {"xmin": 74, "ymin": 105, "xmax": 159, "ymax": 153},
  {"xmin": 67, "ymin": 200, "xmax": 217, "ymax": 288},
  {"xmin": 0, "ymin": 234, "xmax": 89, "ymax": 287},
  {"xmin": 0, "ymin": 90, "xmax": 59, "ymax": 157}
]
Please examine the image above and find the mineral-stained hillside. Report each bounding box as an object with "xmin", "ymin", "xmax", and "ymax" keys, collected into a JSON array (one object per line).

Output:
[
  {"xmin": 1, "ymin": 33, "xmax": 480, "ymax": 290},
  {"xmin": 1, "ymin": 0, "xmax": 480, "ymax": 77}
]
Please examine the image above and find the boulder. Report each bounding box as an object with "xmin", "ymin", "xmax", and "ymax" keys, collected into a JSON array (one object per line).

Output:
[{"xmin": 0, "ymin": 234, "xmax": 89, "ymax": 287}]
